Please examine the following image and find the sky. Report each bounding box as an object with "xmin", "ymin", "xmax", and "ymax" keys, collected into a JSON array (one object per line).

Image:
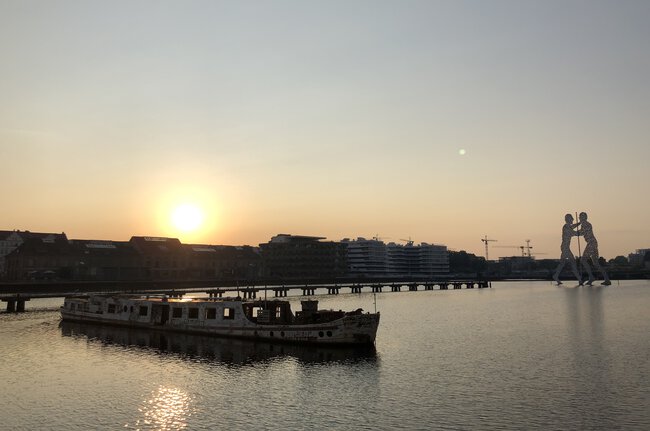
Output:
[{"xmin": 1, "ymin": 0, "xmax": 649, "ymax": 260}]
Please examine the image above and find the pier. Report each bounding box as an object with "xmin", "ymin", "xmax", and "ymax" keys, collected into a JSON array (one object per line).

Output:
[
  {"xmin": 1, "ymin": 294, "xmax": 30, "ymax": 312},
  {"xmin": 1, "ymin": 279, "xmax": 491, "ymax": 312}
]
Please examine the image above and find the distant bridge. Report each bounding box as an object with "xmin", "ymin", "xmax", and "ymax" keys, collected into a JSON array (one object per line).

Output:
[{"xmin": 0, "ymin": 278, "xmax": 491, "ymax": 312}]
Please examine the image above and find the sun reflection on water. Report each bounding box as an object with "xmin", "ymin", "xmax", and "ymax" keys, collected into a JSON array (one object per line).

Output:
[{"xmin": 133, "ymin": 386, "xmax": 194, "ymax": 430}]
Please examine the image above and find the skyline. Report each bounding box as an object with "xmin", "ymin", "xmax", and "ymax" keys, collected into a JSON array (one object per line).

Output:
[{"xmin": 2, "ymin": 1, "xmax": 649, "ymax": 260}]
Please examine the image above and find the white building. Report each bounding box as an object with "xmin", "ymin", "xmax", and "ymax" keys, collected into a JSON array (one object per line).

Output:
[
  {"xmin": 386, "ymin": 242, "xmax": 449, "ymax": 276},
  {"xmin": 341, "ymin": 238, "xmax": 387, "ymax": 276},
  {"xmin": 342, "ymin": 238, "xmax": 449, "ymax": 277}
]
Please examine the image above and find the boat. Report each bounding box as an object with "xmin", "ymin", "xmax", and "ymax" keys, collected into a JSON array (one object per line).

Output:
[{"xmin": 60, "ymin": 294, "xmax": 380, "ymax": 345}]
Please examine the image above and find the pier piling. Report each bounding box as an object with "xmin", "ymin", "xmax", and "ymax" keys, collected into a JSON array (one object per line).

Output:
[{"xmin": 2, "ymin": 296, "xmax": 30, "ymax": 313}]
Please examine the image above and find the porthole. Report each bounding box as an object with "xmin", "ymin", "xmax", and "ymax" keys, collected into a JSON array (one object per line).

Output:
[
  {"xmin": 326, "ymin": 331, "xmax": 333, "ymax": 337},
  {"xmin": 318, "ymin": 331, "xmax": 324, "ymax": 337}
]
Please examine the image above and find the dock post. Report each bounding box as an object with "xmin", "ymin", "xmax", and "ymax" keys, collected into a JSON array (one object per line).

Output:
[
  {"xmin": 5, "ymin": 299, "xmax": 16, "ymax": 313},
  {"xmin": 16, "ymin": 299, "xmax": 27, "ymax": 312}
]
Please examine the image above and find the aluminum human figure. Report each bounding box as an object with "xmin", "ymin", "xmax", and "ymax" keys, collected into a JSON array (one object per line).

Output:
[
  {"xmin": 578, "ymin": 212, "xmax": 611, "ymax": 285},
  {"xmin": 553, "ymin": 213, "xmax": 582, "ymax": 285}
]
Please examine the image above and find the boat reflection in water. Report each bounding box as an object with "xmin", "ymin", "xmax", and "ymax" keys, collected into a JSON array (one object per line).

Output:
[{"xmin": 59, "ymin": 320, "xmax": 377, "ymax": 365}]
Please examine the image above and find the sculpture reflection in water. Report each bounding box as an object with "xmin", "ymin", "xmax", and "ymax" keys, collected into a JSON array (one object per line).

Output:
[{"xmin": 59, "ymin": 321, "xmax": 377, "ymax": 365}]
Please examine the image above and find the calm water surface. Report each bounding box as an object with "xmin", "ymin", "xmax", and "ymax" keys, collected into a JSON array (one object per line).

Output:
[{"xmin": 1, "ymin": 281, "xmax": 649, "ymax": 430}]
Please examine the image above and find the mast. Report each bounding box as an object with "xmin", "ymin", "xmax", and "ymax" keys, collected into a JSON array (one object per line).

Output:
[{"xmin": 575, "ymin": 212, "xmax": 582, "ymax": 275}]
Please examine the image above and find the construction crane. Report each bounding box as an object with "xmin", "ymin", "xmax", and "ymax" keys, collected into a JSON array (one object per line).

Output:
[
  {"xmin": 494, "ymin": 245, "xmax": 526, "ymax": 257},
  {"xmin": 495, "ymin": 240, "xmax": 546, "ymax": 258},
  {"xmin": 481, "ymin": 235, "xmax": 497, "ymax": 261},
  {"xmin": 524, "ymin": 239, "xmax": 533, "ymax": 258},
  {"xmin": 399, "ymin": 237, "xmax": 414, "ymax": 246}
]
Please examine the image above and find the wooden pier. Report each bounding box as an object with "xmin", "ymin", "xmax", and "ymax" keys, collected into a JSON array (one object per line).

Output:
[{"xmin": 1, "ymin": 279, "xmax": 491, "ymax": 312}]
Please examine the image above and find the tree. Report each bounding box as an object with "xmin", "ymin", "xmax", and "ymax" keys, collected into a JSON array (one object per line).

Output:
[
  {"xmin": 449, "ymin": 251, "xmax": 486, "ymax": 274},
  {"xmin": 609, "ymin": 256, "xmax": 629, "ymax": 267}
]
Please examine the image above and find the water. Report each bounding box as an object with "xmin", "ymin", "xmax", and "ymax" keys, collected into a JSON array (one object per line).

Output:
[{"xmin": 1, "ymin": 281, "xmax": 649, "ymax": 430}]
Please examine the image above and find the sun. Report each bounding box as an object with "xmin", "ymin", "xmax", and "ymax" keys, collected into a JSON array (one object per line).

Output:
[{"xmin": 171, "ymin": 204, "xmax": 204, "ymax": 232}]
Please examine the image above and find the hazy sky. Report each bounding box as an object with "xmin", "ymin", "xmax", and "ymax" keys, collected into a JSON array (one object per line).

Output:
[{"xmin": 2, "ymin": 0, "xmax": 649, "ymax": 259}]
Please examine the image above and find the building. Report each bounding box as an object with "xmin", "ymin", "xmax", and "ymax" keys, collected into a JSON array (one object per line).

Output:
[
  {"xmin": 67, "ymin": 239, "xmax": 144, "ymax": 281},
  {"xmin": 129, "ymin": 236, "xmax": 187, "ymax": 280},
  {"xmin": 342, "ymin": 237, "xmax": 449, "ymax": 277},
  {"xmin": 259, "ymin": 234, "xmax": 347, "ymax": 279},
  {"xmin": 341, "ymin": 237, "xmax": 387, "ymax": 276},
  {"xmin": 185, "ymin": 244, "xmax": 261, "ymax": 280},
  {"xmin": 386, "ymin": 241, "xmax": 449, "ymax": 277},
  {"xmin": 4, "ymin": 232, "xmax": 262, "ymax": 282},
  {"xmin": 0, "ymin": 230, "xmax": 67, "ymax": 279},
  {"xmin": 5, "ymin": 233, "xmax": 72, "ymax": 280},
  {"xmin": 416, "ymin": 242, "xmax": 451, "ymax": 276},
  {"xmin": 628, "ymin": 248, "xmax": 650, "ymax": 268}
]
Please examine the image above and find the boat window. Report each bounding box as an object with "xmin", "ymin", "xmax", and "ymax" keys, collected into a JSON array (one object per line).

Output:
[
  {"xmin": 70, "ymin": 303, "xmax": 76, "ymax": 311},
  {"xmin": 188, "ymin": 308, "xmax": 199, "ymax": 319},
  {"xmin": 139, "ymin": 306, "xmax": 148, "ymax": 316},
  {"xmin": 250, "ymin": 306, "xmax": 263, "ymax": 320},
  {"xmin": 107, "ymin": 304, "xmax": 116, "ymax": 314},
  {"xmin": 123, "ymin": 306, "xmax": 128, "ymax": 313},
  {"xmin": 223, "ymin": 307, "xmax": 235, "ymax": 319},
  {"xmin": 205, "ymin": 308, "xmax": 217, "ymax": 319},
  {"xmin": 172, "ymin": 307, "xmax": 183, "ymax": 318}
]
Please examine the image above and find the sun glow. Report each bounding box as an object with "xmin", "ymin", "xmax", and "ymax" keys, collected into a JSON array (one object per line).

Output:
[
  {"xmin": 171, "ymin": 204, "xmax": 204, "ymax": 232},
  {"xmin": 149, "ymin": 182, "xmax": 222, "ymax": 242}
]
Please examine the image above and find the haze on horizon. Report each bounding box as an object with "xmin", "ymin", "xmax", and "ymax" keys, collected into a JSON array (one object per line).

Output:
[{"xmin": 1, "ymin": 0, "xmax": 649, "ymax": 260}]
